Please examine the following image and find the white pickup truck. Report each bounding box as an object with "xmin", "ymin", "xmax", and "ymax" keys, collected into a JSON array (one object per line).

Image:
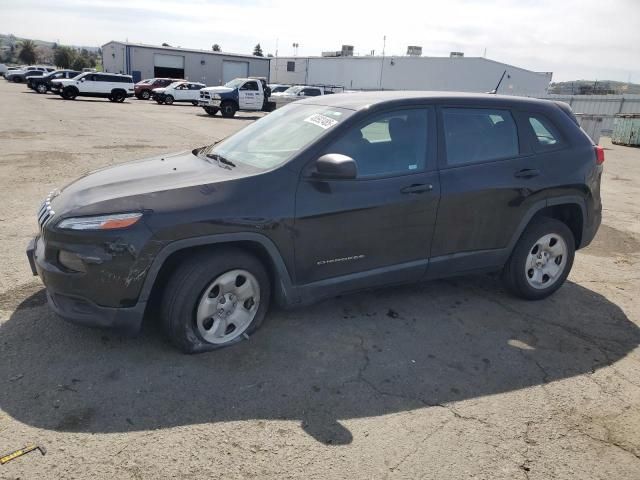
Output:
[{"xmin": 198, "ymin": 78, "xmax": 273, "ymax": 117}]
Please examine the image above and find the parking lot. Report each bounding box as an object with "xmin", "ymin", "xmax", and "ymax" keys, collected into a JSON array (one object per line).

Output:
[{"xmin": 0, "ymin": 79, "xmax": 639, "ymax": 479}]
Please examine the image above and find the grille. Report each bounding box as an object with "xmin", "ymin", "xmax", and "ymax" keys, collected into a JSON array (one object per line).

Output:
[
  {"xmin": 200, "ymin": 91, "xmax": 211, "ymax": 99},
  {"xmin": 37, "ymin": 191, "xmax": 56, "ymax": 230}
]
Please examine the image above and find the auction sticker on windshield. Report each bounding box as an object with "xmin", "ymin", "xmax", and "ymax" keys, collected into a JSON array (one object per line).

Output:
[{"xmin": 304, "ymin": 113, "xmax": 339, "ymax": 129}]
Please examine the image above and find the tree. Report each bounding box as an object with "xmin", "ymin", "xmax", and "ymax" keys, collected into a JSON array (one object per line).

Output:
[
  {"xmin": 253, "ymin": 43, "xmax": 263, "ymax": 57},
  {"xmin": 212, "ymin": 44, "xmax": 221, "ymax": 52},
  {"xmin": 18, "ymin": 39, "xmax": 38, "ymax": 64},
  {"xmin": 71, "ymin": 55, "xmax": 89, "ymax": 71},
  {"xmin": 54, "ymin": 46, "xmax": 75, "ymax": 69}
]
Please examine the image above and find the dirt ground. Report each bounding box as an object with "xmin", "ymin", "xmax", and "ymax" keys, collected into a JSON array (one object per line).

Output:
[{"xmin": 0, "ymin": 79, "xmax": 639, "ymax": 480}]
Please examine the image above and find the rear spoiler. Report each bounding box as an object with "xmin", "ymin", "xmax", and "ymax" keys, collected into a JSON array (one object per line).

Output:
[{"xmin": 553, "ymin": 101, "xmax": 580, "ymax": 126}]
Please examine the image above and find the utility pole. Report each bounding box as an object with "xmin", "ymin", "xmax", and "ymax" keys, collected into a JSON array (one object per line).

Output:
[{"xmin": 379, "ymin": 35, "xmax": 386, "ymax": 90}]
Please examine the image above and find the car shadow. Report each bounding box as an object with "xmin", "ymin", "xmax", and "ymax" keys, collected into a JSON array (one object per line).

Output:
[
  {"xmin": 0, "ymin": 275, "xmax": 637, "ymax": 445},
  {"xmin": 195, "ymin": 113, "xmax": 263, "ymax": 121},
  {"xmin": 44, "ymin": 97, "xmax": 134, "ymax": 104}
]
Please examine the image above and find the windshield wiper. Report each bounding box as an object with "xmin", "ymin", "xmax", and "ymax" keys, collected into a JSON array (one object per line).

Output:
[{"xmin": 206, "ymin": 153, "xmax": 236, "ymax": 169}]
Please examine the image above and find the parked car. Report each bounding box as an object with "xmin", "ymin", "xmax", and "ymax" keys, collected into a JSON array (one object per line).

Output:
[
  {"xmin": 198, "ymin": 77, "xmax": 273, "ymax": 117},
  {"xmin": 134, "ymin": 78, "xmax": 183, "ymax": 100},
  {"xmin": 5, "ymin": 66, "xmax": 54, "ymax": 82},
  {"xmin": 152, "ymin": 81, "xmax": 206, "ymax": 105},
  {"xmin": 1, "ymin": 66, "xmax": 20, "ymax": 78},
  {"xmin": 271, "ymin": 85, "xmax": 330, "ymax": 108},
  {"xmin": 29, "ymin": 70, "xmax": 81, "ymax": 93},
  {"xmin": 23, "ymin": 70, "xmax": 47, "ymax": 87},
  {"xmin": 54, "ymin": 72, "xmax": 134, "ymax": 102},
  {"xmin": 0, "ymin": 63, "xmax": 11, "ymax": 77},
  {"xmin": 268, "ymin": 83, "xmax": 290, "ymax": 94},
  {"xmin": 26, "ymin": 92, "xmax": 603, "ymax": 353}
]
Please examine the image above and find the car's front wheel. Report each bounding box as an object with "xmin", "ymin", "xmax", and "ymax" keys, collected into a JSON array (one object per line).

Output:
[
  {"xmin": 161, "ymin": 248, "xmax": 271, "ymax": 353},
  {"xmin": 220, "ymin": 101, "xmax": 237, "ymax": 118},
  {"xmin": 164, "ymin": 95, "xmax": 174, "ymax": 105},
  {"xmin": 503, "ymin": 217, "xmax": 575, "ymax": 300},
  {"xmin": 204, "ymin": 107, "xmax": 218, "ymax": 116},
  {"xmin": 36, "ymin": 83, "xmax": 48, "ymax": 94}
]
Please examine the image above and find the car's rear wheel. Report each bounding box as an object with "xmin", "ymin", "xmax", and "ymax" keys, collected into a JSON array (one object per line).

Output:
[
  {"xmin": 36, "ymin": 83, "xmax": 48, "ymax": 94},
  {"xmin": 503, "ymin": 217, "xmax": 575, "ymax": 300},
  {"xmin": 164, "ymin": 95, "xmax": 174, "ymax": 105},
  {"xmin": 110, "ymin": 90, "xmax": 126, "ymax": 102},
  {"xmin": 204, "ymin": 107, "xmax": 218, "ymax": 116},
  {"xmin": 220, "ymin": 101, "xmax": 237, "ymax": 118},
  {"xmin": 161, "ymin": 248, "xmax": 271, "ymax": 353},
  {"xmin": 141, "ymin": 90, "xmax": 151, "ymax": 100}
]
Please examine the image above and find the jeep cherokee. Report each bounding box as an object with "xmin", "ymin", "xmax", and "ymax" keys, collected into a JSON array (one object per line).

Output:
[{"xmin": 26, "ymin": 92, "xmax": 603, "ymax": 353}]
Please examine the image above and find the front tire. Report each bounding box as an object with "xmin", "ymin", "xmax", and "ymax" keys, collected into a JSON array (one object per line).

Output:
[
  {"xmin": 61, "ymin": 86, "xmax": 77, "ymax": 100},
  {"xmin": 161, "ymin": 248, "xmax": 271, "ymax": 353},
  {"xmin": 164, "ymin": 95, "xmax": 174, "ymax": 105},
  {"xmin": 220, "ymin": 101, "xmax": 237, "ymax": 118},
  {"xmin": 36, "ymin": 83, "xmax": 48, "ymax": 94},
  {"xmin": 502, "ymin": 217, "xmax": 575, "ymax": 300},
  {"xmin": 204, "ymin": 106, "xmax": 219, "ymax": 116}
]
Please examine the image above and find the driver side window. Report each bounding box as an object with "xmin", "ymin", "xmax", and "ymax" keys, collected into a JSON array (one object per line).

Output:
[{"xmin": 326, "ymin": 108, "xmax": 429, "ymax": 177}]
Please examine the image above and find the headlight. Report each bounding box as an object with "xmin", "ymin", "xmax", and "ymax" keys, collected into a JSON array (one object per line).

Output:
[
  {"xmin": 57, "ymin": 212, "xmax": 143, "ymax": 231},
  {"xmin": 212, "ymin": 94, "xmax": 221, "ymax": 99}
]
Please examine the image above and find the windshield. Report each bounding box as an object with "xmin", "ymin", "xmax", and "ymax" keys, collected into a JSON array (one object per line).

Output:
[
  {"xmin": 138, "ymin": 79, "xmax": 152, "ymax": 84},
  {"xmin": 166, "ymin": 81, "xmax": 183, "ymax": 89},
  {"xmin": 205, "ymin": 103, "xmax": 353, "ymax": 170},
  {"xmin": 224, "ymin": 78, "xmax": 245, "ymax": 89},
  {"xmin": 283, "ymin": 86, "xmax": 304, "ymax": 95}
]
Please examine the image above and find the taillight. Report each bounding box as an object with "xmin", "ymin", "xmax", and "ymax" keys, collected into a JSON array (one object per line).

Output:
[{"xmin": 595, "ymin": 145, "xmax": 605, "ymax": 165}]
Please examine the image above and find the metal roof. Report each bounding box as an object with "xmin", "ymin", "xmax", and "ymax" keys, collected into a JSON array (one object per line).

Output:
[{"xmin": 102, "ymin": 41, "xmax": 270, "ymax": 61}]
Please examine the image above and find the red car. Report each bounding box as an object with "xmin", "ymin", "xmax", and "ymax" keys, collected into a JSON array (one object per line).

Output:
[{"xmin": 134, "ymin": 78, "xmax": 183, "ymax": 100}]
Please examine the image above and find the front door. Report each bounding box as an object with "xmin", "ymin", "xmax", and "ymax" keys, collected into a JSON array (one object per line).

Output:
[
  {"xmin": 239, "ymin": 80, "xmax": 259, "ymax": 110},
  {"xmin": 294, "ymin": 107, "xmax": 440, "ymax": 285}
]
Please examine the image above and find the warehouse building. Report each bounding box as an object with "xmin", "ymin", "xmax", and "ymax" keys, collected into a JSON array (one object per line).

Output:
[
  {"xmin": 101, "ymin": 41, "xmax": 270, "ymax": 86},
  {"xmin": 270, "ymin": 53, "xmax": 552, "ymax": 96}
]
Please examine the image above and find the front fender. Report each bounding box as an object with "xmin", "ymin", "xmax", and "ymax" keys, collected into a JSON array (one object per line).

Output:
[{"xmin": 138, "ymin": 233, "xmax": 298, "ymax": 308}]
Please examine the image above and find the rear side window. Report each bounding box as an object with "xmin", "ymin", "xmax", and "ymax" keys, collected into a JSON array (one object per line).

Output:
[
  {"xmin": 302, "ymin": 88, "xmax": 322, "ymax": 96},
  {"xmin": 442, "ymin": 108, "xmax": 519, "ymax": 166},
  {"xmin": 527, "ymin": 115, "xmax": 562, "ymax": 149}
]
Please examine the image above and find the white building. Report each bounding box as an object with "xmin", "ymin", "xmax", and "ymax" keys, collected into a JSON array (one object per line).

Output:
[
  {"xmin": 102, "ymin": 41, "xmax": 270, "ymax": 86},
  {"xmin": 270, "ymin": 55, "xmax": 552, "ymax": 96}
]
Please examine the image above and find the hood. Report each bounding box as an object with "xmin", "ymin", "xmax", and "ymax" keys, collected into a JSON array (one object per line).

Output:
[
  {"xmin": 152, "ymin": 87, "xmax": 166, "ymax": 93},
  {"xmin": 55, "ymin": 78, "xmax": 75, "ymax": 86},
  {"xmin": 202, "ymin": 86, "xmax": 234, "ymax": 94},
  {"xmin": 50, "ymin": 149, "xmax": 255, "ymax": 216}
]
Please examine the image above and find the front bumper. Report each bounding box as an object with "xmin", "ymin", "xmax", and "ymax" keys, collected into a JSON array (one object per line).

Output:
[
  {"xmin": 198, "ymin": 98, "xmax": 221, "ymax": 107},
  {"xmin": 26, "ymin": 233, "xmax": 151, "ymax": 334}
]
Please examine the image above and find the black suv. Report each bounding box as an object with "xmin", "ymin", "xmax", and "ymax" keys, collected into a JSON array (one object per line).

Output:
[
  {"xmin": 29, "ymin": 69, "xmax": 81, "ymax": 94},
  {"xmin": 26, "ymin": 92, "xmax": 603, "ymax": 353}
]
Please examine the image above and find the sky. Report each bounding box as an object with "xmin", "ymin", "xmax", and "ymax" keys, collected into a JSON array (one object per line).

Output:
[{"xmin": 0, "ymin": 0, "xmax": 638, "ymax": 82}]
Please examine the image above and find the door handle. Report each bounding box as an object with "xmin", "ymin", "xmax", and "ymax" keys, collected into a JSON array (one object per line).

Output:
[
  {"xmin": 401, "ymin": 183, "xmax": 433, "ymax": 194},
  {"xmin": 514, "ymin": 168, "xmax": 540, "ymax": 179}
]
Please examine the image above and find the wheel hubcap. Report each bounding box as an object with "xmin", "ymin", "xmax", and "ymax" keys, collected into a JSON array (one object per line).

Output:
[
  {"xmin": 196, "ymin": 269, "xmax": 260, "ymax": 344},
  {"xmin": 525, "ymin": 233, "xmax": 567, "ymax": 289}
]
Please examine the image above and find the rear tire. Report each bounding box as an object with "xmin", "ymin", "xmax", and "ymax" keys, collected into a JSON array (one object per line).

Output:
[
  {"xmin": 502, "ymin": 217, "xmax": 575, "ymax": 300},
  {"xmin": 161, "ymin": 248, "xmax": 271, "ymax": 353},
  {"xmin": 141, "ymin": 90, "xmax": 151, "ymax": 100},
  {"xmin": 110, "ymin": 90, "xmax": 126, "ymax": 102},
  {"xmin": 220, "ymin": 101, "xmax": 237, "ymax": 118}
]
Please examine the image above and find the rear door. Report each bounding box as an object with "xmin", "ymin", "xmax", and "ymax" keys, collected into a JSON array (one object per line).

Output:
[
  {"xmin": 294, "ymin": 106, "xmax": 440, "ymax": 285},
  {"xmin": 428, "ymin": 105, "xmax": 543, "ymax": 275}
]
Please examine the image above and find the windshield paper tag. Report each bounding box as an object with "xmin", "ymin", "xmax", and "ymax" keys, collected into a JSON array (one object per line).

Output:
[{"xmin": 304, "ymin": 114, "xmax": 339, "ymax": 129}]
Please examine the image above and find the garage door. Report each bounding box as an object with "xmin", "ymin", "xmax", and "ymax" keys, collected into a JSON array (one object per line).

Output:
[
  {"xmin": 222, "ymin": 61, "xmax": 249, "ymax": 83},
  {"xmin": 154, "ymin": 54, "xmax": 185, "ymax": 79}
]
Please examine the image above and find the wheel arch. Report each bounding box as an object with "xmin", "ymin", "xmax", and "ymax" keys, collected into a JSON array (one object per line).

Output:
[
  {"xmin": 141, "ymin": 234, "xmax": 297, "ymax": 315},
  {"xmin": 509, "ymin": 196, "xmax": 586, "ymax": 254}
]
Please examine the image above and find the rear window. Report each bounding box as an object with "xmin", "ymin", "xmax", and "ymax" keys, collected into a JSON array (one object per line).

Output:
[
  {"xmin": 442, "ymin": 108, "xmax": 519, "ymax": 166},
  {"xmin": 527, "ymin": 115, "xmax": 562, "ymax": 149}
]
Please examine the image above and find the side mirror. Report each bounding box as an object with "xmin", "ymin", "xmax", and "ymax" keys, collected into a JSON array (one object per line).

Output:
[
  {"xmin": 79, "ymin": 78, "xmax": 85, "ymax": 82},
  {"xmin": 314, "ymin": 154, "xmax": 357, "ymax": 180}
]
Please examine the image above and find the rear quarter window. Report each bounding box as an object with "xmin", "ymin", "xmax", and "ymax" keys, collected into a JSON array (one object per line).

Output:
[{"xmin": 526, "ymin": 114, "xmax": 564, "ymax": 151}]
